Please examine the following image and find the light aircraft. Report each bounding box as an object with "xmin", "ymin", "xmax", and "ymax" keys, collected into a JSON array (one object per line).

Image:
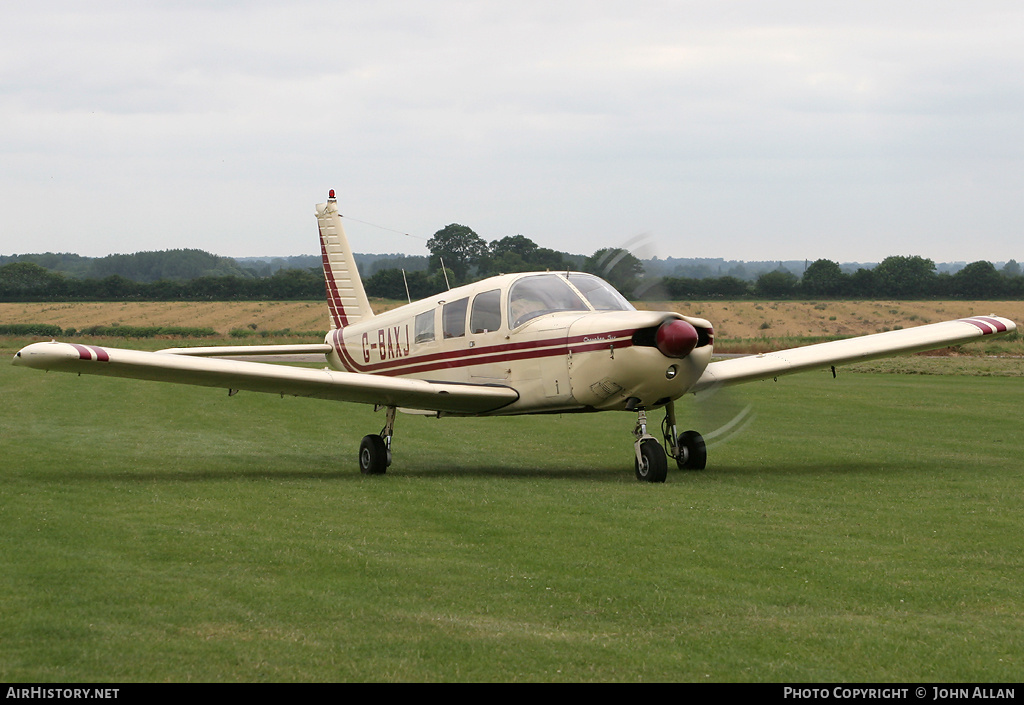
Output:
[{"xmin": 12, "ymin": 191, "xmax": 1018, "ymax": 481}]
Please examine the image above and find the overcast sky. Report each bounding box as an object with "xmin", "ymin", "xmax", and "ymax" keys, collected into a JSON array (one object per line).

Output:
[{"xmin": 2, "ymin": 1, "xmax": 1022, "ymax": 264}]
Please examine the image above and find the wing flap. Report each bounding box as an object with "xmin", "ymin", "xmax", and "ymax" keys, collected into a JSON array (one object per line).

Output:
[
  {"xmin": 691, "ymin": 316, "xmax": 1016, "ymax": 392},
  {"xmin": 156, "ymin": 343, "xmax": 334, "ymax": 357},
  {"xmin": 13, "ymin": 341, "xmax": 518, "ymax": 415}
]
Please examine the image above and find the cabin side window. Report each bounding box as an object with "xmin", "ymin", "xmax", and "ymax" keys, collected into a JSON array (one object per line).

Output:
[
  {"xmin": 470, "ymin": 289, "xmax": 502, "ymax": 333},
  {"xmin": 414, "ymin": 310, "xmax": 435, "ymax": 344},
  {"xmin": 442, "ymin": 297, "xmax": 468, "ymax": 339}
]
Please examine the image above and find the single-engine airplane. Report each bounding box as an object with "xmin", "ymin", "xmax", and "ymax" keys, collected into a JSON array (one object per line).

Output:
[{"xmin": 12, "ymin": 191, "xmax": 1018, "ymax": 481}]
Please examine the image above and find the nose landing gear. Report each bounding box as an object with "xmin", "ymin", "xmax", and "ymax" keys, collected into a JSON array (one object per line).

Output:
[{"xmin": 632, "ymin": 401, "xmax": 707, "ymax": 482}]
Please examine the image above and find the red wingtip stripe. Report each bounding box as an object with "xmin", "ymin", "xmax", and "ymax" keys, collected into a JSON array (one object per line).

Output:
[
  {"xmin": 971, "ymin": 316, "xmax": 1008, "ymax": 333},
  {"xmin": 70, "ymin": 343, "xmax": 93, "ymax": 360},
  {"xmin": 960, "ymin": 317, "xmax": 1006, "ymax": 334},
  {"xmin": 69, "ymin": 344, "xmax": 110, "ymax": 361}
]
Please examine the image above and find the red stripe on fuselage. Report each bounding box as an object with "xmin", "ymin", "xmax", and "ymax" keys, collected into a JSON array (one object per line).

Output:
[{"xmin": 332, "ymin": 327, "xmax": 637, "ymax": 377}]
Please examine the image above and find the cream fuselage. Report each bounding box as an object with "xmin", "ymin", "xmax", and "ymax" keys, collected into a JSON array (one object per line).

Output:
[{"xmin": 323, "ymin": 272, "xmax": 714, "ymax": 416}]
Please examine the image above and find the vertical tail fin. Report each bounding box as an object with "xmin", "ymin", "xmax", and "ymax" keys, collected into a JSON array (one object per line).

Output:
[{"xmin": 316, "ymin": 190, "xmax": 374, "ymax": 330}]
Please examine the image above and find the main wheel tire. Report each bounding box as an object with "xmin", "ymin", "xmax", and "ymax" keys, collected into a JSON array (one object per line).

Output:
[
  {"xmin": 359, "ymin": 434, "xmax": 389, "ymax": 475},
  {"xmin": 634, "ymin": 438, "xmax": 668, "ymax": 483},
  {"xmin": 676, "ymin": 430, "xmax": 707, "ymax": 470}
]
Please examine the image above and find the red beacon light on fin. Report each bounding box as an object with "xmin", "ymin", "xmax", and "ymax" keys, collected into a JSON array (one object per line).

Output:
[{"xmin": 328, "ymin": 189, "xmax": 336, "ymax": 200}]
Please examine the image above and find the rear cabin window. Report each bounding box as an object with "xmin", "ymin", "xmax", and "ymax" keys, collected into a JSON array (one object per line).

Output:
[
  {"xmin": 470, "ymin": 289, "xmax": 502, "ymax": 333},
  {"xmin": 414, "ymin": 310, "xmax": 435, "ymax": 344},
  {"xmin": 442, "ymin": 298, "xmax": 468, "ymax": 339}
]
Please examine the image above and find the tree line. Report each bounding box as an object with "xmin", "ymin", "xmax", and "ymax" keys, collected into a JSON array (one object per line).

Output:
[
  {"xmin": 0, "ymin": 263, "xmax": 325, "ymax": 302},
  {"xmin": 0, "ymin": 249, "xmax": 253, "ymax": 282},
  {"xmin": 2, "ymin": 231, "xmax": 1022, "ymax": 301}
]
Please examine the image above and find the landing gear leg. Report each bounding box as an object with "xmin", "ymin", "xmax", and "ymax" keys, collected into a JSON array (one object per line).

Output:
[
  {"xmin": 662, "ymin": 401, "xmax": 707, "ymax": 471},
  {"xmin": 633, "ymin": 407, "xmax": 667, "ymax": 483},
  {"xmin": 359, "ymin": 405, "xmax": 396, "ymax": 475}
]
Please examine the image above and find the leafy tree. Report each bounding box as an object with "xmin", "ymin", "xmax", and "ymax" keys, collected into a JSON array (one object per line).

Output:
[
  {"xmin": 953, "ymin": 261, "xmax": 1003, "ymax": 299},
  {"xmin": 0, "ymin": 262, "xmax": 66, "ymax": 298},
  {"xmin": 872, "ymin": 256, "xmax": 936, "ymax": 298},
  {"xmin": 662, "ymin": 276, "xmax": 751, "ymax": 299},
  {"xmin": 426, "ymin": 224, "xmax": 489, "ymax": 284},
  {"xmin": 93, "ymin": 275, "xmax": 140, "ymax": 300},
  {"xmin": 800, "ymin": 259, "xmax": 846, "ymax": 297},
  {"xmin": 584, "ymin": 248, "xmax": 644, "ymax": 294},
  {"xmin": 265, "ymin": 268, "xmax": 322, "ymax": 299},
  {"xmin": 755, "ymin": 269, "xmax": 799, "ymax": 298},
  {"xmin": 475, "ymin": 234, "xmax": 569, "ymax": 276},
  {"xmin": 491, "ymin": 235, "xmax": 538, "ymax": 260},
  {"xmin": 847, "ymin": 267, "xmax": 877, "ymax": 298},
  {"xmin": 531, "ymin": 246, "xmax": 569, "ymax": 272}
]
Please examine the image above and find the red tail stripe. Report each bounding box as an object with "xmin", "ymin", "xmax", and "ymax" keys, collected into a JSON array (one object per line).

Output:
[{"xmin": 319, "ymin": 225, "xmax": 348, "ymax": 329}]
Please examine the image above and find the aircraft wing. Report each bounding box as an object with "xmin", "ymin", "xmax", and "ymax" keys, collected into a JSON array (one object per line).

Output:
[
  {"xmin": 12, "ymin": 341, "xmax": 519, "ymax": 415},
  {"xmin": 690, "ymin": 316, "xmax": 1016, "ymax": 393}
]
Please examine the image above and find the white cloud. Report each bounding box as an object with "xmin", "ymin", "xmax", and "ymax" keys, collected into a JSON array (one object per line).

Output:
[{"xmin": 1, "ymin": 1, "xmax": 1023, "ymax": 262}]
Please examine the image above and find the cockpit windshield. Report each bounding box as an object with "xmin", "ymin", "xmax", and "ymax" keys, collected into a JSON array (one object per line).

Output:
[
  {"xmin": 508, "ymin": 274, "xmax": 588, "ymax": 328},
  {"xmin": 507, "ymin": 273, "xmax": 635, "ymax": 328},
  {"xmin": 567, "ymin": 273, "xmax": 635, "ymax": 312}
]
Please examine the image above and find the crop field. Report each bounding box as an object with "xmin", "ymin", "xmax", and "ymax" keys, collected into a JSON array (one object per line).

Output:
[
  {"xmin": 5, "ymin": 298, "xmax": 1024, "ymax": 340},
  {"xmin": 2, "ymin": 326, "xmax": 1022, "ymax": 682}
]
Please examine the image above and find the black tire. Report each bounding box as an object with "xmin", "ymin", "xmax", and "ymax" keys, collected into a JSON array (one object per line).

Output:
[
  {"xmin": 359, "ymin": 434, "xmax": 389, "ymax": 475},
  {"xmin": 676, "ymin": 430, "xmax": 707, "ymax": 470},
  {"xmin": 634, "ymin": 438, "xmax": 668, "ymax": 483}
]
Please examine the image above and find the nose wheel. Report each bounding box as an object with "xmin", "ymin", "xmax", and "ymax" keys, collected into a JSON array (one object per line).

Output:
[
  {"xmin": 634, "ymin": 436, "xmax": 668, "ymax": 482},
  {"xmin": 632, "ymin": 408, "xmax": 668, "ymax": 482},
  {"xmin": 632, "ymin": 402, "xmax": 707, "ymax": 482}
]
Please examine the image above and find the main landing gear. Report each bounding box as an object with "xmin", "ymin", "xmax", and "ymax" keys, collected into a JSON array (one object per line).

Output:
[
  {"xmin": 359, "ymin": 402, "xmax": 705, "ymax": 481},
  {"xmin": 359, "ymin": 405, "xmax": 396, "ymax": 475},
  {"xmin": 632, "ymin": 401, "xmax": 706, "ymax": 483}
]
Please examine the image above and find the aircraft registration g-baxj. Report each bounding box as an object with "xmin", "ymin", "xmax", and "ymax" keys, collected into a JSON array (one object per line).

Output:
[{"xmin": 12, "ymin": 191, "xmax": 1018, "ymax": 481}]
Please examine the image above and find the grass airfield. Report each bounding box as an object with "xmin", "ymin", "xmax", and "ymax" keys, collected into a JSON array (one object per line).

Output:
[{"xmin": 2, "ymin": 335, "xmax": 1023, "ymax": 682}]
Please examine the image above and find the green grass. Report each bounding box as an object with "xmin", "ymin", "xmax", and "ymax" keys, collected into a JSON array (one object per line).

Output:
[{"xmin": 1, "ymin": 353, "xmax": 1022, "ymax": 682}]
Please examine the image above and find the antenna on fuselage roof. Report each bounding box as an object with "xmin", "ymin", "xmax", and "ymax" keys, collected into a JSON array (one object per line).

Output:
[
  {"xmin": 402, "ymin": 269, "xmax": 411, "ymax": 304},
  {"xmin": 439, "ymin": 257, "xmax": 451, "ymax": 291}
]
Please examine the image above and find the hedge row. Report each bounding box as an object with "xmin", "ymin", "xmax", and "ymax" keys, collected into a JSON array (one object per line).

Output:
[{"xmin": 0, "ymin": 324, "xmax": 219, "ymax": 338}]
